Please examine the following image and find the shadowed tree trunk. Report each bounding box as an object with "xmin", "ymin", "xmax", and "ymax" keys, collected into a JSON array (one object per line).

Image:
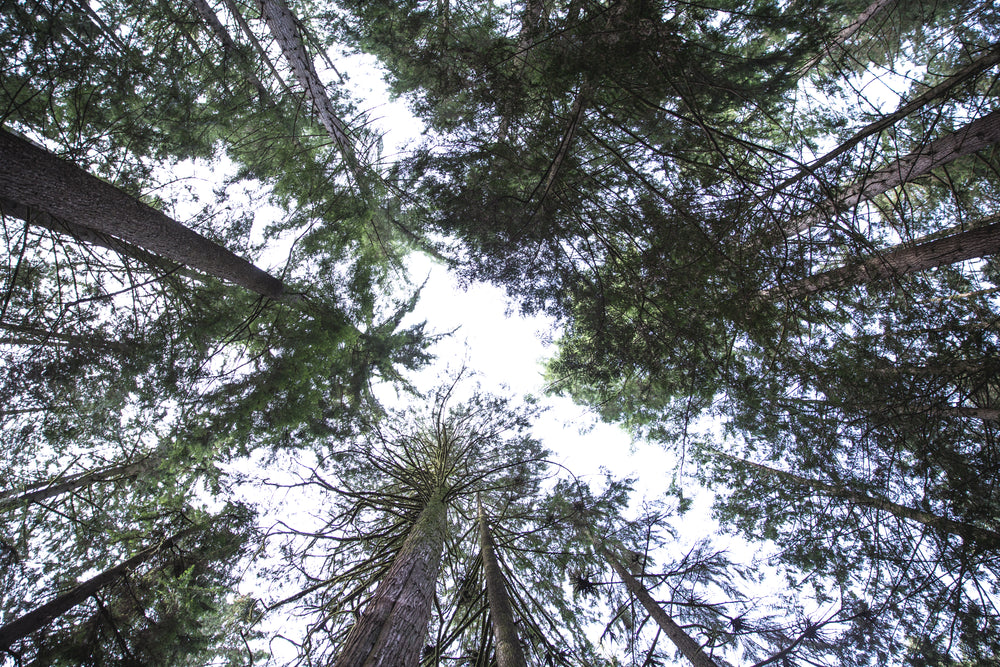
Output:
[
  {"xmin": 0, "ymin": 128, "xmax": 290, "ymax": 300},
  {"xmin": 768, "ymin": 220, "xmax": 1000, "ymax": 298},
  {"xmin": 333, "ymin": 491, "xmax": 448, "ymax": 667},
  {"xmin": 777, "ymin": 42, "xmax": 1000, "ymax": 195},
  {"xmin": 706, "ymin": 448, "xmax": 1000, "ymax": 549},
  {"xmin": 586, "ymin": 529, "xmax": 721, "ymax": 667},
  {"xmin": 187, "ymin": 0, "xmax": 272, "ymax": 103},
  {"xmin": 0, "ymin": 525, "xmax": 198, "ymax": 651},
  {"xmin": 783, "ymin": 110, "xmax": 1000, "ymax": 238},
  {"xmin": 256, "ymin": 0, "xmax": 366, "ymax": 191},
  {"xmin": 477, "ymin": 494, "xmax": 527, "ymax": 667},
  {"xmin": 795, "ymin": 0, "xmax": 898, "ymax": 75},
  {"xmin": 0, "ymin": 458, "xmax": 154, "ymax": 514}
]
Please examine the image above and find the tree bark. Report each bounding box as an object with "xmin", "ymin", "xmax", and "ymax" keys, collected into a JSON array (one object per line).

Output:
[
  {"xmin": 0, "ymin": 526, "xmax": 197, "ymax": 650},
  {"xmin": 778, "ymin": 42, "xmax": 1000, "ymax": 195},
  {"xmin": 477, "ymin": 495, "xmax": 527, "ymax": 667},
  {"xmin": 707, "ymin": 448, "xmax": 1000, "ymax": 549},
  {"xmin": 0, "ymin": 129, "xmax": 289, "ymax": 300},
  {"xmin": 256, "ymin": 0, "xmax": 366, "ymax": 192},
  {"xmin": 0, "ymin": 458, "xmax": 152, "ymax": 514},
  {"xmin": 333, "ymin": 492, "xmax": 447, "ymax": 667},
  {"xmin": 795, "ymin": 0, "xmax": 898, "ymax": 76},
  {"xmin": 586, "ymin": 530, "xmax": 720, "ymax": 667},
  {"xmin": 783, "ymin": 110, "xmax": 1000, "ymax": 238},
  {"xmin": 768, "ymin": 220, "xmax": 1000, "ymax": 298},
  {"xmin": 187, "ymin": 0, "xmax": 272, "ymax": 104}
]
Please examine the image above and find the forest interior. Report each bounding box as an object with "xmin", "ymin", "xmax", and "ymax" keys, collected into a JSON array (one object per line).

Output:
[{"xmin": 1, "ymin": 0, "xmax": 1000, "ymax": 664}]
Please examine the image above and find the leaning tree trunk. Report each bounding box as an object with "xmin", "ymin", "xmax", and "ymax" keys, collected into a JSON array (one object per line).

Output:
[
  {"xmin": 706, "ymin": 448, "xmax": 1000, "ymax": 549},
  {"xmin": 257, "ymin": 0, "xmax": 366, "ymax": 192},
  {"xmin": 0, "ymin": 128, "xmax": 289, "ymax": 301},
  {"xmin": 782, "ymin": 110, "xmax": 1000, "ymax": 239},
  {"xmin": 187, "ymin": 0, "xmax": 272, "ymax": 104},
  {"xmin": 0, "ymin": 526, "xmax": 197, "ymax": 650},
  {"xmin": 776, "ymin": 42, "xmax": 1000, "ymax": 196},
  {"xmin": 795, "ymin": 0, "xmax": 898, "ymax": 76},
  {"xmin": 477, "ymin": 495, "xmax": 527, "ymax": 667},
  {"xmin": 585, "ymin": 530, "xmax": 720, "ymax": 667},
  {"xmin": 767, "ymin": 220, "xmax": 1000, "ymax": 298},
  {"xmin": 333, "ymin": 492, "xmax": 448, "ymax": 667},
  {"xmin": 0, "ymin": 458, "xmax": 153, "ymax": 514}
]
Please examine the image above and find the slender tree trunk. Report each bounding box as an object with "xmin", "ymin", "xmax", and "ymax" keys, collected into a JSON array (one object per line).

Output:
[
  {"xmin": 0, "ymin": 526, "xmax": 197, "ymax": 650},
  {"xmin": 767, "ymin": 220, "xmax": 1000, "ymax": 298},
  {"xmin": 795, "ymin": 0, "xmax": 898, "ymax": 76},
  {"xmin": 187, "ymin": 0, "xmax": 273, "ymax": 104},
  {"xmin": 783, "ymin": 110, "xmax": 1000, "ymax": 238},
  {"xmin": 477, "ymin": 495, "xmax": 527, "ymax": 667},
  {"xmin": 0, "ymin": 321, "xmax": 132, "ymax": 354},
  {"xmin": 707, "ymin": 448, "xmax": 1000, "ymax": 548},
  {"xmin": 0, "ymin": 459, "xmax": 152, "ymax": 514},
  {"xmin": 256, "ymin": 0, "xmax": 366, "ymax": 192},
  {"xmin": 777, "ymin": 42, "xmax": 1000, "ymax": 195},
  {"xmin": 0, "ymin": 129, "xmax": 289, "ymax": 300},
  {"xmin": 586, "ymin": 530, "xmax": 720, "ymax": 667},
  {"xmin": 333, "ymin": 492, "xmax": 447, "ymax": 667}
]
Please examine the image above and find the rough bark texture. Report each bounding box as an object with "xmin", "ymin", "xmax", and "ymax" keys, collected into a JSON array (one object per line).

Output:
[
  {"xmin": 0, "ymin": 526, "xmax": 197, "ymax": 650},
  {"xmin": 0, "ymin": 459, "xmax": 151, "ymax": 514},
  {"xmin": 0, "ymin": 129, "xmax": 287, "ymax": 300},
  {"xmin": 187, "ymin": 0, "xmax": 272, "ymax": 102},
  {"xmin": 777, "ymin": 42, "xmax": 1000, "ymax": 195},
  {"xmin": 709, "ymin": 449, "xmax": 1000, "ymax": 549},
  {"xmin": 784, "ymin": 110, "xmax": 1000, "ymax": 238},
  {"xmin": 257, "ymin": 0, "xmax": 365, "ymax": 190},
  {"xmin": 587, "ymin": 529, "xmax": 719, "ymax": 667},
  {"xmin": 333, "ymin": 493, "xmax": 447, "ymax": 667},
  {"xmin": 478, "ymin": 496, "xmax": 527, "ymax": 667},
  {"xmin": 769, "ymin": 220, "xmax": 1000, "ymax": 298}
]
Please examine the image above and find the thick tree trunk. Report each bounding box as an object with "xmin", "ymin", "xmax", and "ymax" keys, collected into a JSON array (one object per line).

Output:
[
  {"xmin": 707, "ymin": 448, "xmax": 1000, "ymax": 549},
  {"xmin": 333, "ymin": 492, "xmax": 447, "ymax": 667},
  {"xmin": 777, "ymin": 43, "xmax": 1000, "ymax": 195},
  {"xmin": 0, "ymin": 129, "xmax": 288, "ymax": 300},
  {"xmin": 783, "ymin": 110, "xmax": 1000, "ymax": 238},
  {"xmin": 477, "ymin": 495, "xmax": 527, "ymax": 667},
  {"xmin": 0, "ymin": 526, "xmax": 197, "ymax": 650},
  {"xmin": 586, "ymin": 530, "xmax": 719, "ymax": 667},
  {"xmin": 256, "ymin": 0, "xmax": 365, "ymax": 191},
  {"xmin": 0, "ymin": 459, "xmax": 152, "ymax": 514},
  {"xmin": 768, "ymin": 220, "xmax": 1000, "ymax": 298}
]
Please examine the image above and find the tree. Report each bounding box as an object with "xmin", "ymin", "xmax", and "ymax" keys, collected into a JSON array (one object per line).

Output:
[{"xmin": 0, "ymin": 127, "xmax": 290, "ymax": 301}]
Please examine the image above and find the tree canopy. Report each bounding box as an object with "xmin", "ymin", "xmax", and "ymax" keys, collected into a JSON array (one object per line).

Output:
[{"xmin": 2, "ymin": 0, "xmax": 999, "ymax": 664}]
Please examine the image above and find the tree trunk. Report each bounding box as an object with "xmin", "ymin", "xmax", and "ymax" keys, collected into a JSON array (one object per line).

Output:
[
  {"xmin": 795, "ymin": 0, "xmax": 898, "ymax": 76},
  {"xmin": 707, "ymin": 448, "xmax": 1000, "ymax": 549},
  {"xmin": 256, "ymin": 0, "xmax": 365, "ymax": 191},
  {"xmin": 187, "ymin": 0, "xmax": 272, "ymax": 104},
  {"xmin": 586, "ymin": 530, "xmax": 720, "ymax": 667},
  {"xmin": 768, "ymin": 220, "xmax": 1000, "ymax": 298},
  {"xmin": 783, "ymin": 110, "xmax": 1000, "ymax": 238},
  {"xmin": 477, "ymin": 495, "xmax": 527, "ymax": 667},
  {"xmin": 0, "ymin": 129, "xmax": 289, "ymax": 301},
  {"xmin": 0, "ymin": 320, "xmax": 132, "ymax": 354},
  {"xmin": 0, "ymin": 526, "xmax": 197, "ymax": 650},
  {"xmin": 0, "ymin": 458, "xmax": 152, "ymax": 514},
  {"xmin": 777, "ymin": 42, "xmax": 1000, "ymax": 195},
  {"xmin": 333, "ymin": 492, "xmax": 447, "ymax": 667}
]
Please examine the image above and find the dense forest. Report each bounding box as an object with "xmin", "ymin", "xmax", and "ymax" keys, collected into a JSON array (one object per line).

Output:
[{"xmin": 1, "ymin": 0, "xmax": 999, "ymax": 664}]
